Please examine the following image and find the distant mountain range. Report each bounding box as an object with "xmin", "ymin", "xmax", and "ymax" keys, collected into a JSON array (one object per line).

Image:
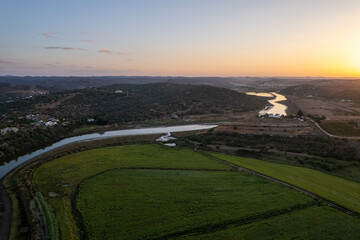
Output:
[{"xmin": 2, "ymin": 75, "xmax": 360, "ymax": 102}]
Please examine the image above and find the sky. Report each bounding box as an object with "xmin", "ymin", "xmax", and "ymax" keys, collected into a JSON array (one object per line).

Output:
[{"xmin": 1, "ymin": 0, "xmax": 360, "ymax": 77}]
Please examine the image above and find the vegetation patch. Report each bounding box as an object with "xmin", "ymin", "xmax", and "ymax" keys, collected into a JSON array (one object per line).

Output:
[
  {"xmin": 173, "ymin": 205, "xmax": 360, "ymax": 240},
  {"xmin": 34, "ymin": 192, "xmax": 59, "ymax": 240},
  {"xmin": 211, "ymin": 153, "xmax": 360, "ymax": 213},
  {"xmin": 320, "ymin": 121, "xmax": 360, "ymax": 136},
  {"xmin": 75, "ymin": 169, "xmax": 314, "ymax": 240},
  {"xmin": 28, "ymin": 144, "xmax": 360, "ymax": 240},
  {"xmin": 32, "ymin": 144, "xmax": 231, "ymax": 239},
  {"xmin": 188, "ymin": 132, "xmax": 359, "ymax": 161}
]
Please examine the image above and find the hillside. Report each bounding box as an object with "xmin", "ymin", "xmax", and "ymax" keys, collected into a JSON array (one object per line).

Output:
[
  {"xmin": 280, "ymin": 84, "xmax": 332, "ymax": 97},
  {"xmin": 0, "ymin": 84, "xmax": 266, "ymax": 161},
  {"xmin": 2, "ymin": 83, "xmax": 266, "ymax": 123},
  {"xmin": 281, "ymin": 83, "xmax": 360, "ymax": 103},
  {"xmin": 0, "ymin": 82, "xmax": 48, "ymax": 101}
]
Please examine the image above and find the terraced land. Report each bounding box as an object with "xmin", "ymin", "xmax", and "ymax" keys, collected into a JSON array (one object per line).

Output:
[{"xmin": 32, "ymin": 144, "xmax": 360, "ymax": 240}]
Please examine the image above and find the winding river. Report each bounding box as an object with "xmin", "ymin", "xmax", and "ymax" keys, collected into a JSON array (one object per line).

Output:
[
  {"xmin": 247, "ymin": 92, "xmax": 288, "ymax": 116},
  {"xmin": 0, "ymin": 124, "xmax": 217, "ymax": 179}
]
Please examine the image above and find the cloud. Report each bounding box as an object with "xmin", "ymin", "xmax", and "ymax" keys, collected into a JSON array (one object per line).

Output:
[
  {"xmin": 45, "ymin": 47, "xmax": 86, "ymax": 51},
  {"xmin": 81, "ymin": 39, "xmax": 94, "ymax": 43},
  {"xmin": 41, "ymin": 32, "xmax": 56, "ymax": 38},
  {"xmin": 79, "ymin": 31, "xmax": 108, "ymax": 37},
  {"xmin": 98, "ymin": 48, "xmax": 111, "ymax": 53},
  {"xmin": 98, "ymin": 48, "xmax": 124, "ymax": 55},
  {"xmin": 0, "ymin": 59, "xmax": 13, "ymax": 65},
  {"xmin": 0, "ymin": 58, "xmax": 26, "ymax": 67}
]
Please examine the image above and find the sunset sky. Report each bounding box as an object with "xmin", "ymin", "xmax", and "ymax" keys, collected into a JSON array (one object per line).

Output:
[{"xmin": 1, "ymin": 0, "xmax": 360, "ymax": 77}]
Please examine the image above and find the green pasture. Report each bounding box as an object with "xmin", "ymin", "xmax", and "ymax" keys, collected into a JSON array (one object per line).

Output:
[{"xmin": 211, "ymin": 153, "xmax": 360, "ymax": 213}]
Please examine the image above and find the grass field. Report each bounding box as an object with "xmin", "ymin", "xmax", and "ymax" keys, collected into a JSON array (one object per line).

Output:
[
  {"xmin": 211, "ymin": 153, "xmax": 360, "ymax": 213},
  {"xmin": 76, "ymin": 169, "xmax": 313, "ymax": 240},
  {"xmin": 32, "ymin": 144, "xmax": 231, "ymax": 239},
  {"xmin": 31, "ymin": 144, "xmax": 360, "ymax": 239},
  {"xmin": 320, "ymin": 121, "xmax": 360, "ymax": 136},
  {"xmin": 174, "ymin": 206, "xmax": 360, "ymax": 240}
]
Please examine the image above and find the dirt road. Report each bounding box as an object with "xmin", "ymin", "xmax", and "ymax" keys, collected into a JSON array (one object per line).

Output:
[{"xmin": 309, "ymin": 118, "xmax": 360, "ymax": 140}]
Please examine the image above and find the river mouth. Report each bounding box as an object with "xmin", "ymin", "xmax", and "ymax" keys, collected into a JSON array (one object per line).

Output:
[
  {"xmin": 0, "ymin": 124, "xmax": 217, "ymax": 179},
  {"xmin": 246, "ymin": 92, "xmax": 288, "ymax": 117}
]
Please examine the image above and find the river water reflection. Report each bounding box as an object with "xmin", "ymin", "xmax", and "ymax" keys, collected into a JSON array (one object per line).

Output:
[
  {"xmin": 247, "ymin": 92, "xmax": 288, "ymax": 117},
  {"xmin": 0, "ymin": 124, "xmax": 217, "ymax": 179}
]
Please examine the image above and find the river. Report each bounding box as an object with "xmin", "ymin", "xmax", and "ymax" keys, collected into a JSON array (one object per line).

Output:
[
  {"xmin": 247, "ymin": 92, "xmax": 287, "ymax": 117},
  {"xmin": 0, "ymin": 124, "xmax": 217, "ymax": 179}
]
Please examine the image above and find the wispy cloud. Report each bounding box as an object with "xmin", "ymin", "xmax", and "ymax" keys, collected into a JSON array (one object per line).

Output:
[
  {"xmin": 98, "ymin": 48, "xmax": 111, "ymax": 53},
  {"xmin": 79, "ymin": 31, "xmax": 108, "ymax": 37},
  {"xmin": 0, "ymin": 59, "xmax": 26, "ymax": 67},
  {"xmin": 45, "ymin": 47, "xmax": 86, "ymax": 51},
  {"xmin": 41, "ymin": 32, "xmax": 56, "ymax": 38},
  {"xmin": 98, "ymin": 48, "xmax": 124, "ymax": 55},
  {"xmin": 81, "ymin": 39, "xmax": 94, "ymax": 43},
  {"xmin": 0, "ymin": 59, "xmax": 13, "ymax": 65}
]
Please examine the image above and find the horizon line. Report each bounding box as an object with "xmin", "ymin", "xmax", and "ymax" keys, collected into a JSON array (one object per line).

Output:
[{"xmin": 1, "ymin": 75, "xmax": 360, "ymax": 79}]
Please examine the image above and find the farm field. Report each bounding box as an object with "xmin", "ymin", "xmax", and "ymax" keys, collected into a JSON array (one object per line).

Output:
[
  {"xmin": 290, "ymin": 97, "xmax": 360, "ymax": 117},
  {"xmin": 214, "ymin": 117, "xmax": 321, "ymax": 137},
  {"xmin": 32, "ymin": 144, "xmax": 231, "ymax": 239},
  {"xmin": 31, "ymin": 144, "xmax": 360, "ymax": 240},
  {"xmin": 76, "ymin": 169, "xmax": 313, "ymax": 240},
  {"xmin": 211, "ymin": 153, "xmax": 360, "ymax": 213},
  {"xmin": 320, "ymin": 121, "xmax": 360, "ymax": 136},
  {"xmin": 173, "ymin": 206, "xmax": 360, "ymax": 240}
]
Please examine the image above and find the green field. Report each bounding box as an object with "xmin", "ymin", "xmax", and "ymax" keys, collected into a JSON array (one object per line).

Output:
[
  {"xmin": 174, "ymin": 206, "xmax": 360, "ymax": 240},
  {"xmin": 31, "ymin": 144, "xmax": 360, "ymax": 240},
  {"xmin": 32, "ymin": 145, "xmax": 231, "ymax": 239},
  {"xmin": 76, "ymin": 169, "xmax": 313, "ymax": 240},
  {"xmin": 211, "ymin": 153, "xmax": 360, "ymax": 213}
]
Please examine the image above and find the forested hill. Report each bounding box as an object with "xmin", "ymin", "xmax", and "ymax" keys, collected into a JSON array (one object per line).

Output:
[{"xmin": 2, "ymin": 83, "xmax": 266, "ymax": 123}]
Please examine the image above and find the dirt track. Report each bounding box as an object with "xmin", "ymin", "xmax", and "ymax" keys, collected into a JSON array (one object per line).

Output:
[{"xmin": 309, "ymin": 118, "xmax": 360, "ymax": 140}]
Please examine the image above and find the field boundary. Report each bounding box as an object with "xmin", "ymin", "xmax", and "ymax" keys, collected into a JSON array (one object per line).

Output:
[{"xmin": 201, "ymin": 151, "xmax": 360, "ymax": 218}]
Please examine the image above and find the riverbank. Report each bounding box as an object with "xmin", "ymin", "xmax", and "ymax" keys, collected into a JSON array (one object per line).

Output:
[
  {"xmin": 0, "ymin": 124, "xmax": 217, "ymax": 180},
  {"xmin": 1, "ymin": 131, "xmax": 205, "ymax": 240},
  {"xmin": 0, "ymin": 124, "xmax": 216, "ymax": 240}
]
